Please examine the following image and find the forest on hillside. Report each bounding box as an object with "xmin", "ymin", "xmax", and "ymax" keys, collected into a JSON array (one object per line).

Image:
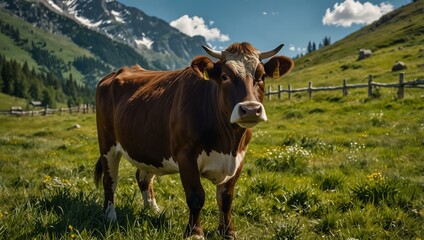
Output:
[{"xmin": 0, "ymin": 55, "xmax": 94, "ymax": 108}]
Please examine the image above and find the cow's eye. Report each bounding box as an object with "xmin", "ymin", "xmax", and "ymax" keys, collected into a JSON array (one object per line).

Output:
[{"xmin": 221, "ymin": 74, "xmax": 229, "ymax": 81}]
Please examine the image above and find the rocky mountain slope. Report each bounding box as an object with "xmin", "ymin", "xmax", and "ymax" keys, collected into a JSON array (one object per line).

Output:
[{"xmin": 41, "ymin": 0, "xmax": 207, "ymax": 63}]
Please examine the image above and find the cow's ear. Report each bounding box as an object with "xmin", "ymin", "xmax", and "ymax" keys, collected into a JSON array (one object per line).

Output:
[
  {"xmin": 264, "ymin": 56, "xmax": 294, "ymax": 79},
  {"xmin": 191, "ymin": 56, "xmax": 215, "ymax": 80}
]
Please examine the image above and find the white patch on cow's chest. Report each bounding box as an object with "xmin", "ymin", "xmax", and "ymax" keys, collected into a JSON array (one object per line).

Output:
[{"xmin": 197, "ymin": 150, "xmax": 245, "ymax": 185}]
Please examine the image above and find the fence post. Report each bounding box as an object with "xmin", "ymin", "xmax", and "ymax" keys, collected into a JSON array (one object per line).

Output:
[
  {"xmin": 343, "ymin": 79, "xmax": 348, "ymax": 96},
  {"xmin": 288, "ymin": 84, "xmax": 292, "ymax": 100},
  {"xmin": 278, "ymin": 85, "xmax": 282, "ymax": 99},
  {"xmin": 368, "ymin": 75, "xmax": 373, "ymax": 97},
  {"xmin": 308, "ymin": 81, "xmax": 312, "ymax": 99},
  {"xmin": 397, "ymin": 72, "xmax": 404, "ymax": 99},
  {"xmin": 267, "ymin": 86, "xmax": 271, "ymax": 100}
]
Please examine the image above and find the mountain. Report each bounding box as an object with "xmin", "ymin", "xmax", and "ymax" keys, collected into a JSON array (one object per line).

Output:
[
  {"xmin": 41, "ymin": 0, "xmax": 207, "ymax": 64},
  {"xmin": 0, "ymin": 0, "xmax": 209, "ymax": 83},
  {"xmin": 0, "ymin": 0, "xmax": 208, "ymax": 107},
  {"xmin": 281, "ymin": 0, "xmax": 424, "ymax": 89},
  {"xmin": 0, "ymin": 0, "xmax": 208, "ymax": 71}
]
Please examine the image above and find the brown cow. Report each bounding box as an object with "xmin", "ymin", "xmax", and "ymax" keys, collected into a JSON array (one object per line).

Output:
[{"xmin": 94, "ymin": 42, "xmax": 294, "ymax": 238}]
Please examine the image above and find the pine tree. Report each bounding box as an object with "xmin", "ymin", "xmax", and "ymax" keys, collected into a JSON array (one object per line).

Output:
[
  {"xmin": 307, "ymin": 41, "xmax": 313, "ymax": 54},
  {"xmin": 323, "ymin": 36, "xmax": 331, "ymax": 47},
  {"xmin": 1, "ymin": 62, "xmax": 14, "ymax": 94},
  {"xmin": 29, "ymin": 82, "xmax": 41, "ymax": 100}
]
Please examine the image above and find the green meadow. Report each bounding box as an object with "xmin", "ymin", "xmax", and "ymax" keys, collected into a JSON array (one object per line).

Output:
[{"xmin": 0, "ymin": 89, "xmax": 423, "ymax": 239}]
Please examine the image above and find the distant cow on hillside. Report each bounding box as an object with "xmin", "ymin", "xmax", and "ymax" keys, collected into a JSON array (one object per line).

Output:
[
  {"xmin": 358, "ymin": 49, "xmax": 373, "ymax": 60},
  {"xmin": 392, "ymin": 61, "xmax": 407, "ymax": 71},
  {"xmin": 94, "ymin": 42, "xmax": 294, "ymax": 239}
]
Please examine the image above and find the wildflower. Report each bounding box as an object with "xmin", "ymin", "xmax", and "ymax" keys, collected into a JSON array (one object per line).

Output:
[
  {"xmin": 43, "ymin": 175, "xmax": 52, "ymax": 183},
  {"xmin": 367, "ymin": 172, "xmax": 384, "ymax": 183}
]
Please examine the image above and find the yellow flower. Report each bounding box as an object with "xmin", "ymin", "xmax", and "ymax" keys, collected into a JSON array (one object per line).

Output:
[
  {"xmin": 68, "ymin": 225, "xmax": 74, "ymax": 231},
  {"xmin": 43, "ymin": 175, "xmax": 52, "ymax": 183},
  {"xmin": 367, "ymin": 172, "xmax": 384, "ymax": 183}
]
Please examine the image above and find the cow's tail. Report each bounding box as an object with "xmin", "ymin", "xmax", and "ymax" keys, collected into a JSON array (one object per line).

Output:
[{"xmin": 94, "ymin": 157, "xmax": 103, "ymax": 188}]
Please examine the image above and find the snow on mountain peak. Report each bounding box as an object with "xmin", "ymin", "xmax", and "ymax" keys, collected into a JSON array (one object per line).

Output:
[{"xmin": 111, "ymin": 10, "xmax": 126, "ymax": 24}]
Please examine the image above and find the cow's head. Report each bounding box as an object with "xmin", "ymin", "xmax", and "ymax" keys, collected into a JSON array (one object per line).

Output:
[{"xmin": 191, "ymin": 42, "xmax": 294, "ymax": 128}]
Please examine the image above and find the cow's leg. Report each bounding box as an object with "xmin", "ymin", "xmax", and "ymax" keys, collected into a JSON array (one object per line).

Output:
[
  {"xmin": 177, "ymin": 152, "xmax": 205, "ymax": 239},
  {"xmin": 216, "ymin": 163, "xmax": 244, "ymax": 238},
  {"xmin": 136, "ymin": 169, "xmax": 160, "ymax": 212},
  {"xmin": 101, "ymin": 145, "xmax": 122, "ymax": 221}
]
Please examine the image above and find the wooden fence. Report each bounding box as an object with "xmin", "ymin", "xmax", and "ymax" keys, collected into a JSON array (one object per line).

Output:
[
  {"xmin": 0, "ymin": 104, "xmax": 95, "ymax": 116},
  {"xmin": 2, "ymin": 73, "xmax": 423, "ymax": 116},
  {"xmin": 265, "ymin": 73, "xmax": 424, "ymax": 100}
]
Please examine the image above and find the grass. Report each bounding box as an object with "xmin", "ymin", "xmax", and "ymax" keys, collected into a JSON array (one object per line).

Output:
[
  {"xmin": 0, "ymin": 93, "xmax": 29, "ymax": 109},
  {"xmin": 0, "ymin": 91, "xmax": 423, "ymax": 239}
]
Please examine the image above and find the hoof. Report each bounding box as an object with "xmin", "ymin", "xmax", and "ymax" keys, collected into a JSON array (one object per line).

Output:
[
  {"xmin": 185, "ymin": 234, "xmax": 205, "ymax": 240},
  {"xmin": 105, "ymin": 201, "xmax": 117, "ymax": 221},
  {"xmin": 184, "ymin": 226, "xmax": 204, "ymax": 240}
]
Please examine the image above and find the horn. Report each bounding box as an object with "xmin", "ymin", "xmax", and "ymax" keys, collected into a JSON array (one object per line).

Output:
[
  {"xmin": 202, "ymin": 45, "xmax": 223, "ymax": 59},
  {"xmin": 259, "ymin": 44, "xmax": 285, "ymax": 60}
]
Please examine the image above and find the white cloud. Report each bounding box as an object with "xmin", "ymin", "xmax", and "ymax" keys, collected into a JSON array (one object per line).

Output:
[
  {"xmin": 322, "ymin": 0, "xmax": 394, "ymax": 27},
  {"xmin": 289, "ymin": 44, "xmax": 306, "ymax": 54},
  {"xmin": 170, "ymin": 15, "xmax": 230, "ymax": 42},
  {"xmin": 262, "ymin": 11, "xmax": 279, "ymax": 16}
]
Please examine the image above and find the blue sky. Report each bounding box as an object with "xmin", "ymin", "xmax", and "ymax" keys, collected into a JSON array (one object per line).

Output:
[{"xmin": 119, "ymin": 0, "xmax": 411, "ymax": 58}]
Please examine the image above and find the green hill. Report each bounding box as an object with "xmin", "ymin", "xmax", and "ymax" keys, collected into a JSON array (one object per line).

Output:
[
  {"xmin": 277, "ymin": 0, "xmax": 424, "ymax": 90},
  {"xmin": 0, "ymin": 8, "xmax": 94, "ymax": 86}
]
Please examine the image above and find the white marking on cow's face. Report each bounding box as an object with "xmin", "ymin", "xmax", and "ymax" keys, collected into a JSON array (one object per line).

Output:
[
  {"xmin": 105, "ymin": 201, "xmax": 117, "ymax": 221},
  {"xmin": 230, "ymin": 101, "xmax": 267, "ymax": 128},
  {"xmin": 103, "ymin": 145, "xmax": 122, "ymax": 191},
  {"xmin": 197, "ymin": 150, "xmax": 245, "ymax": 185},
  {"xmin": 116, "ymin": 142, "xmax": 179, "ymax": 175},
  {"xmin": 223, "ymin": 50, "xmax": 260, "ymax": 78}
]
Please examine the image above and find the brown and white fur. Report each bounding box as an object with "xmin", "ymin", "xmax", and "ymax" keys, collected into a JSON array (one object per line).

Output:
[{"xmin": 94, "ymin": 42, "xmax": 294, "ymax": 239}]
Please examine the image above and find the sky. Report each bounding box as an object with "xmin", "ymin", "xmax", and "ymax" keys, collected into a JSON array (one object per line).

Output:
[{"xmin": 119, "ymin": 0, "xmax": 411, "ymax": 58}]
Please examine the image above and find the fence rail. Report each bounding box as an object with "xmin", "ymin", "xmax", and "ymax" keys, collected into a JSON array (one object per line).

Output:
[
  {"xmin": 1, "ymin": 74, "xmax": 423, "ymax": 116},
  {"xmin": 0, "ymin": 104, "xmax": 95, "ymax": 116},
  {"xmin": 266, "ymin": 73, "xmax": 424, "ymax": 100}
]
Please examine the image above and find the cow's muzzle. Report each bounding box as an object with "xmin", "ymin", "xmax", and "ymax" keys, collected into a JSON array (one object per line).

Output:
[{"xmin": 230, "ymin": 101, "xmax": 267, "ymax": 128}]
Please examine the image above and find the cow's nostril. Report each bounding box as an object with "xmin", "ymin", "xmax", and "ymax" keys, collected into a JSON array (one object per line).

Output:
[
  {"xmin": 256, "ymin": 107, "xmax": 262, "ymax": 116},
  {"xmin": 239, "ymin": 106, "xmax": 247, "ymax": 117},
  {"xmin": 239, "ymin": 104, "xmax": 261, "ymax": 119},
  {"xmin": 230, "ymin": 101, "xmax": 267, "ymax": 126}
]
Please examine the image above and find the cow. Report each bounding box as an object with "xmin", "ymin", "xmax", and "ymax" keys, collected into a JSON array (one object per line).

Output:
[
  {"xmin": 392, "ymin": 61, "xmax": 407, "ymax": 71},
  {"xmin": 358, "ymin": 48, "xmax": 372, "ymax": 60},
  {"xmin": 94, "ymin": 42, "xmax": 294, "ymax": 239}
]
